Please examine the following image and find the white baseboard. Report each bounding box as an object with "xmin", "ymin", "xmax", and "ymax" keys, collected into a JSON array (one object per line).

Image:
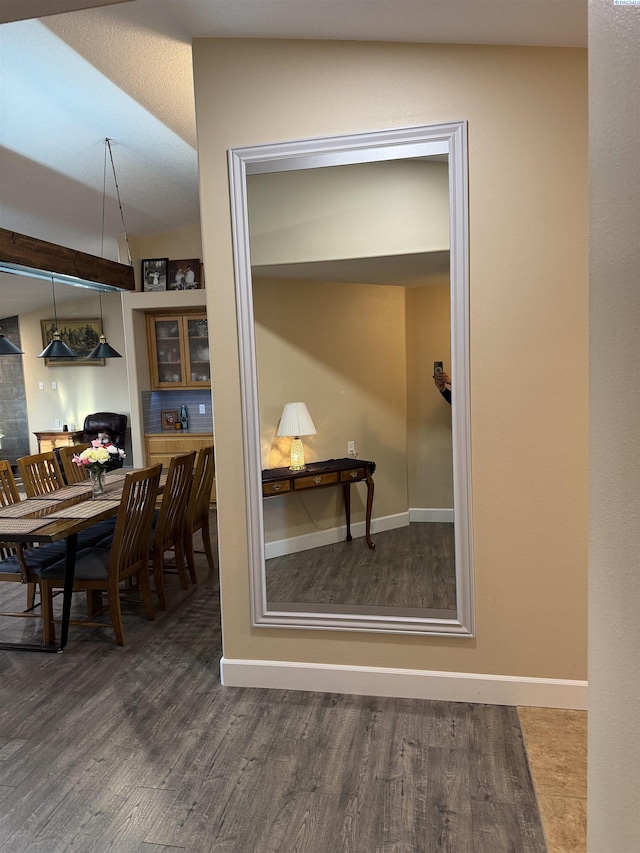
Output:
[
  {"xmin": 220, "ymin": 658, "xmax": 588, "ymax": 710},
  {"xmin": 409, "ymin": 507, "xmax": 455, "ymax": 523},
  {"xmin": 265, "ymin": 512, "xmax": 409, "ymax": 559},
  {"xmin": 264, "ymin": 510, "xmax": 455, "ymax": 558}
]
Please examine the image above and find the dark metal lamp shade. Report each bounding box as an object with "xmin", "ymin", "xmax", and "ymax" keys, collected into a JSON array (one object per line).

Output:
[
  {"xmin": 38, "ymin": 330, "xmax": 78, "ymax": 359},
  {"xmin": 0, "ymin": 328, "xmax": 24, "ymax": 355},
  {"xmin": 86, "ymin": 334, "xmax": 122, "ymax": 359}
]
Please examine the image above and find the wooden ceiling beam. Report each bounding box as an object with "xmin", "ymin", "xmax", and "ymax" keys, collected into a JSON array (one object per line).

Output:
[{"xmin": 0, "ymin": 228, "xmax": 135, "ymax": 291}]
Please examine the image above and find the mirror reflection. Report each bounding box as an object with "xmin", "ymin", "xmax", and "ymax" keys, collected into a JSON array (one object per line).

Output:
[
  {"xmin": 249, "ymin": 159, "xmax": 455, "ymax": 618},
  {"xmin": 0, "ymin": 278, "xmax": 128, "ymax": 468},
  {"xmin": 229, "ymin": 122, "xmax": 473, "ymax": 635}
]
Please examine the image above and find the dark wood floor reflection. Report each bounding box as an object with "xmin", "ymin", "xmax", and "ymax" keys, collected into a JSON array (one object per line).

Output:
[
  {"xmin": 0, "ymin": 512, "xmax": 546, "ymax": 852},
  {"xmin": 266, "ymin": 521, "xmax": 456, "ymax": 610}
]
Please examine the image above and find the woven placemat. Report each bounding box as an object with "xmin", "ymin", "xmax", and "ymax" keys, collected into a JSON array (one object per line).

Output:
[
  {"xmin": 0, "ymin": 499, "xmax": 59, "ymax": 517},
  {"xmin": 0, "ymin": 518, "xmax": 52, "ymax": 535},
  {"xmin": 46, "ymin": 500, "xmax": 121, "ymax": 519},
  {"xmin": 48, "ymin": 483, "xmax": 92, "ymax": 500}
]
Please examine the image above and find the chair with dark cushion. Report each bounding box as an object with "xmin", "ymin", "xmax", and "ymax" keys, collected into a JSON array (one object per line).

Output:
[
  {"xmin": 81, "ymin": 412, "xmax": 127, "ymax": 449},
  {"xmin": 81, "ymin": 412, "xmax": 127, "ymax": 472},
  {"xmin": 150, "ymin": 450, "xmax": 196, "ymax": 608},
  {"xmin": 40, "ymin": 464, "xmax": 162, "ymax": 646},
  {"xmin": 183, "ymin": 445, "xmax": 216, "ymax": 583}
]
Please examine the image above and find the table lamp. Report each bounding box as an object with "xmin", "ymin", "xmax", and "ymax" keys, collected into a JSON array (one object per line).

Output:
[{"xmin": 277, "ymin": 402, "xmax": 317, "ymax": 471}]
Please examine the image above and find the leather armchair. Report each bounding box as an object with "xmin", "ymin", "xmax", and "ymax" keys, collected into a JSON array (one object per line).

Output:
[{"xmin": 82, "ymin": 412, "xmax": 127, "ymax": 450}]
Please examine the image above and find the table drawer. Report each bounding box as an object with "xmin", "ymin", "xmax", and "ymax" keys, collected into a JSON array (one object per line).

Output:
[
  {"xmin": 263, "ymin": 480, "xmax": 291, "ymax": 496},
  {"xmin": 340, "ymin": 467, "xmax": 367, "ymax": 483},
  {"xmin": 294, "ymin": 472, "xmax": 339, "ymax": 490}
]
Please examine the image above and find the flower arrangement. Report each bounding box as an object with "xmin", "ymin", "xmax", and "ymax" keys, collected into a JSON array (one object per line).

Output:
[
  {"xmin": 72, "ymin": 440, "xmax": 112, "ymax": 473},
  {"xmin": 73, "ymin": 439, "xmax": 125, "ymax": 495}
]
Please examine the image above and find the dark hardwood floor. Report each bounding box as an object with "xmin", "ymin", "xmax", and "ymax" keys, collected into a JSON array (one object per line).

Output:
[
  {"xmin": 266, "ymin": 522, "xmax": 456, "ymax": 612},
  {"xmin": 0, "ymin": 513, "xmax": 546, "ymax": 852}
]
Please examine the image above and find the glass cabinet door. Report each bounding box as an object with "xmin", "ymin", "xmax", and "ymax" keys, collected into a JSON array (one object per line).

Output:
[
  {"xmin": 187, "ymin": 317, "xmax": 210, "ymax": 385},
  {"xmin": 152, "ymin": 318, "xmax": 183, "ymax": 385}
]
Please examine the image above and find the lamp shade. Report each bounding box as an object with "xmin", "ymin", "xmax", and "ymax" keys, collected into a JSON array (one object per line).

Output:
[
  {"xmin": 0, "ymin": 327, "xmax": 23, "ymax": 355},
  {"xmin": 277, "ymin": 402, "xmax": 317, "ymax": 438},
  {"xmin": 38, "ymin": 331, "xmax": 78, "ymax": 359},
  {"xmin": 86, "ymin": 334, "xmax": 122, "ymax": 359}
]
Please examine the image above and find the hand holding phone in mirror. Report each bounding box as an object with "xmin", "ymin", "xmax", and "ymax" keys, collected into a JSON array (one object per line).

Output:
[{"xmin": 433, "ymin": 361, "xmax": 451, "ymax": 393}]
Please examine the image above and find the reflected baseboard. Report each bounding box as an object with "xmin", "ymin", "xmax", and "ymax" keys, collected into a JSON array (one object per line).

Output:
[
  {"xmin": 265, "ymin": 511, "xmax": 409, "ymax": 559},
  {"xmin": 264, "ymin": 510, "xmax": 454, "ymax": 559},
  {"xmin": 410, "ymin": 507, "xmax": 454, "ymax": 523},
  {"xmin": 220, "ymin": 658, "xmax": 588, "ymax": 710}
]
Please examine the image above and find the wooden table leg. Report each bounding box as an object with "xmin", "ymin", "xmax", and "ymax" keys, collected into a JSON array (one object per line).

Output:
[
  {"xmin": 365, "ymin": 471, "xmax": 375, "ymax": 549},
  {"xmin": 59, "ymin": 532, "xmax": 78, "ymax": 650},
  {"xmin": 343, "ymin": 484, "xmax": 352, "ymax": 541}
]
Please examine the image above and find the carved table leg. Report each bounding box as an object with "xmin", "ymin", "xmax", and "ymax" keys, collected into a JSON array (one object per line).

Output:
[
  {"xmin": 343, "ymin": 483, "xmax": 352, "ymax": 541},
  {"xmin": 365, "ymin": 471, "xmax": 375, "ymax": 549}
]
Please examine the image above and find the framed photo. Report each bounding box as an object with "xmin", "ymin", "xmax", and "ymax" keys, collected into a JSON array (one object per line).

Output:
[
  {"xmin": 168, "ymin": 258, "xmax": 200, "ymax": 290},
  {"xmin": 142, "ymin": 257, "xmax": 168, "ymax": 292},
  {"xmin": 40, "ymin": 318, "xmax": 104, "ymax": 366},
  {"xmin": 161, "ymin": 409, "xmax": 179, "ymax": 431}
]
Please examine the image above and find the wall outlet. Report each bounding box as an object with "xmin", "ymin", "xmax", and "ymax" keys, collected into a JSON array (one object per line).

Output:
[
  {"xmin": 54, "ymin": 419, "xmax": 61, "ymax": 428},
  {"xmin": 51, "ymin": 381, "xmax": 57, "ymax": 390},
  {"xmin": 38, "ymin": 382, "xmax": 44, "ymax": 390},
  {"xmin": 199, "ymin": 404, "xmax": 206, "ymax": 414},
  {"xmin": 347, "ymin": 441, "xmax": 356, "ymax": 457}
]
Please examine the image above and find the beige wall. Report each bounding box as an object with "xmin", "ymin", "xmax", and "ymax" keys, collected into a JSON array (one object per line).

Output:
[
  {"xmin": 255, "ymin": 277, "xmax": 408, "ymax": 541},
  {"xmin": 248, "ymin": 160, "xmax": 449, "ymax": 266},
  {"xmin": 406, "ymin": 279, "xmax": 453, "ymax": 509},
  {"xmin": 193, "ymin": 40, "xmax": 588, "ymax": 680}
]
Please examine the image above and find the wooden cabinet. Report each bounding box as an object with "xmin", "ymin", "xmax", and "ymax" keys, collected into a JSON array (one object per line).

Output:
[
  {"xmin": 144, "ymin": 433, "xmax": 216, "ymax": 502},
  {"xmin": 34, "ymin": 430, "xmax": 84, "ymax": 454},
  {"xmin": 146, "ymin": 311, "xmax": 210, "ymax": 390}
]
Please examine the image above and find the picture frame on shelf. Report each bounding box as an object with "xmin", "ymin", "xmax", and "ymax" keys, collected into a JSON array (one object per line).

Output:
[
  {"xmin": 168, "ymin": 258, "xmax": 200, "ymax": 290},
  {"xmin": 142, "ymin": 258, "xmax": 168, "ymax": 292},
  {"xmin": 40, "ymin": 318, "xmax": 105, "ymax": 366},
  {"xmin": 161, "ymin": 410, "xmax": 179, "ymax": 431}
]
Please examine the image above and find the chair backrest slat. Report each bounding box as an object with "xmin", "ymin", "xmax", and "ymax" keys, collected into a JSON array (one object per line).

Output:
[
  {"xmin": 185, "ymin": 446, "xmax": 215, "ymax": 535},
  {"xmin": 109, "ymin": 464, "xmax": 162, "ymax": 579},
  {"xmin": 58, "ymin": 444, "xmax": 90, "ymax": 484},
  {"xmin": 154, "ymin": 451, "xmax": 196, "ymax": 554},
  {"xmin": 17, "ymin": 452, "xmax": 64, "ymax": 497},
  {"xmin": 0, "ymin": 460, "xmax": 20, "ymax": 506}
]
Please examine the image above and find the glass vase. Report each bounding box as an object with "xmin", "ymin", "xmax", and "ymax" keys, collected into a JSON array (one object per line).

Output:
[{"xmin": 90, "ymin": 467, "xmax": 106, "ymax": 497}]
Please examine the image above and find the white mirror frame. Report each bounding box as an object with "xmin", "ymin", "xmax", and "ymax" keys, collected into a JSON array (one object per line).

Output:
[{"xmin": 229, "ymin": 121, "xmax": 474, "ymax": 636}]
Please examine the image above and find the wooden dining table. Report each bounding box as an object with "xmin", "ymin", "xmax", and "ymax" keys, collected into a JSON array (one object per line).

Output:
[{"xmin": 0, "ymin": 469, "xmax": 165, "ymax": 653}]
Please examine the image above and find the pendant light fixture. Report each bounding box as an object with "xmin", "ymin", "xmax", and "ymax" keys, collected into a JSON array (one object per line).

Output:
[
  {"xmin": 0, "ymin": 326, "xmax": 24, "ymax": 355},
  {"xmin": 38, "ymin": 277, "xmax": 79, "ymax": 359},
  {"xmin": 86, "ymin": 289, "xmax": 122, "ymax": 359},
  {"xmin": 86, "ymin": 138, "xmax": 127, "ymax": 360}
]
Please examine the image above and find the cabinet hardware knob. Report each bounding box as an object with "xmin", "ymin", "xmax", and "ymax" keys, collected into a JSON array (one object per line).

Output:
[
  {"xmin": 313, "ymin": 476, "xmax": 322, "ymax": 485},
  {"xmin": 272, "ymin": 483, "xmax": 282, "ymax": 491}
]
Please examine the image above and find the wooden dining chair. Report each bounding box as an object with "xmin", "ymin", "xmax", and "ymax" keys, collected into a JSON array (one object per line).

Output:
[
  {"xmin": 39, "ymin": 464, "xmax": 162, "ymax": 646},
  {"xmin": 183, "ymin": 445, "xmax": 216, "ymax": 583},
  {"xmin": 0, "ymin": 459, "xmax": 20, "ymax": 506},
  {"xmin": 0, "ymin": 459, "xmax": 37, "ymax": 619},
  {"xmin": 0, "ymin": 460, "xmax": 67, "ymax": 635},
  {"xmin": 149, "ymin": 451, "xmax": 196, "ymax": 609},
  {"xmin": 17, "ymin": 451, "xmax": 64, "ymax": 497},
  {"xmin": 58, "ymin": 443, "xmax": 90, "ymax": 484}
]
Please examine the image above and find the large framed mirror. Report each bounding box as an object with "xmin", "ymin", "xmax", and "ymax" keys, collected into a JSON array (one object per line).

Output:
[{"xmin": 229, "ymin": 121, "xmax": 473, "ymax": 636}]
